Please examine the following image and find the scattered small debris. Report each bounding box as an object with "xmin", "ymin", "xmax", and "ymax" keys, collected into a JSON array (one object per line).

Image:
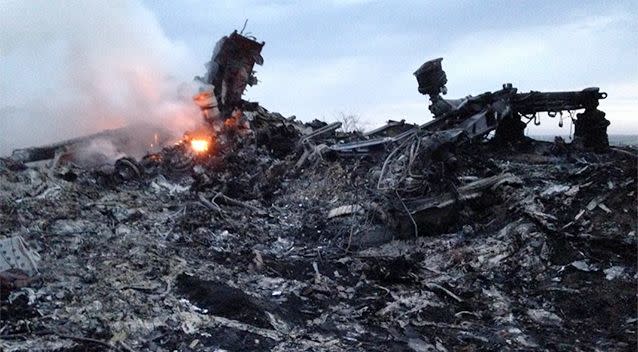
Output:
[
  {"xmin": 604, "ymin": 266, "xmax": 626, "ymax": 280},
  {"xmin": 570, "ymin": 260, "xmax": 598, "ymax": 272}
]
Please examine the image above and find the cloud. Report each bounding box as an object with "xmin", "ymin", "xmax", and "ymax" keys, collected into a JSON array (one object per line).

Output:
[
  {"xmin": 442, "ymin": 12, "xmax": 636, "ymax": 89},
  {"xmin": 246, "ymin": 8, "xmax": 638, "ymax": 134}
]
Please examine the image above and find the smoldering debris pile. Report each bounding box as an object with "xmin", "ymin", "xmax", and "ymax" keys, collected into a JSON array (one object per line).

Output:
[{"xmin": 1, "ymin": 31, "xmax": 636, "ymax": 352}]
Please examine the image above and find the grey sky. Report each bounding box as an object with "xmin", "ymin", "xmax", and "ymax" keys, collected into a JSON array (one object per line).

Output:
[
  {"xmin": 145, "ymin": 0, "xmax": 637, "ymax": 134},
  {"xmin": 1, "ymin": 0, "xmax": 636, "ymax": 154}
]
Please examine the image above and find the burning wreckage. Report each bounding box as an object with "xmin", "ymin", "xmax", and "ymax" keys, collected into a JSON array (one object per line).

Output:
[{"xmin": 1, "ymin": 31, "xmax": 636, "ymax": 351}]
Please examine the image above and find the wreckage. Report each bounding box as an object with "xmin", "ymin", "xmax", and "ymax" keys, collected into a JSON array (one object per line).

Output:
[
  {"xmin": 331, "ymin": 58, "xmax": 609, "ymax": 157},
  {"xmin": 8, "ymin": 34, "xmax": 612, "ymax": 171},
  {"xmin": 414, "ymin": 58, "xmax": 610, "ymax": 148},
  {"xmin": 1, "ymin": 31, "xmax": 636, "ymax": 351},
  {"xmin": 194, "ymin": 30, "xmax": 265, "ymax": 124}
]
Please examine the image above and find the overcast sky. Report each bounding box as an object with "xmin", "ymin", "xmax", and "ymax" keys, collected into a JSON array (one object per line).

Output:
[
  {"xmin": 145, "ymin": 0, "xmax": 637, "ymax": 134},
  {"xmin": 1, "ymin": 0, "xmax": 637, "ymax": 153}
]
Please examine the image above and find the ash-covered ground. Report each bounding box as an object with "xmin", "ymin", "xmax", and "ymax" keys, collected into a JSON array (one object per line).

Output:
[{"xmin": 0, "ymin": 110, "xmax": 636, "ymax": 351}]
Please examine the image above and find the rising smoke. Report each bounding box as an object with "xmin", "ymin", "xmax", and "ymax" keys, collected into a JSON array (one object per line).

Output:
[{"xmin": 0, "ymin": 0, "xmax": 202, "ymax": 156}]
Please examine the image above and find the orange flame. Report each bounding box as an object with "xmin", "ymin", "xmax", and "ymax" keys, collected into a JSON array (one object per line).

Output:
[{"xmin": 190, "ymin": 139, "xmax": 210, "ymax": 154}]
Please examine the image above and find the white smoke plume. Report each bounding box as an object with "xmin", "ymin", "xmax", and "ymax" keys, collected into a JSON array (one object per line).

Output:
[{"xmin": 0, "ymin": 0, "xmax": 202, "ymax": 156}]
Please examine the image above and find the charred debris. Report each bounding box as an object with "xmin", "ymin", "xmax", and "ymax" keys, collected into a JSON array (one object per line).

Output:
[{"xmin": 1, "ymin": 31, "xmax": 636, "ymax": 351}]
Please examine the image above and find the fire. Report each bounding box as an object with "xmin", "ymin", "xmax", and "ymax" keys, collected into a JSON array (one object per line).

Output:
[
  {"xmin": 190, "ymin": 139, "xmax": 210, "ymax": 154},
  {"xmin": 185, "ymin": 127, "xmax": 216, "ymax": 156}
]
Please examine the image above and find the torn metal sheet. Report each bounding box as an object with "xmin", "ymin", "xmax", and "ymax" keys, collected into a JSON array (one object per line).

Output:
[
  {"xmin": 196, "ymin": 30, "xmax": 265, "ymax": 122},
  {"xmin": 0, "ymin": 236, "xmax": 40, "ymax": 276},
  {"xmin": 327, "ymin": 205, "xmax": 365, "ymax": 219}
]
